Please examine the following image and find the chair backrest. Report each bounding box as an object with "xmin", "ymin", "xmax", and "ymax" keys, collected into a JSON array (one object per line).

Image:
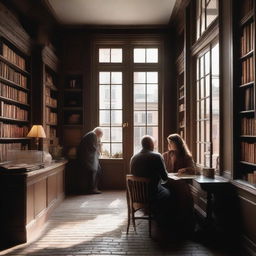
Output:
[{"xmin": 126, "ymin": 174, "xmax": 151, "ymax": 209}]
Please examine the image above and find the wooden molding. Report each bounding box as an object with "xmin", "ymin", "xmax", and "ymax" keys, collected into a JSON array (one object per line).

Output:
[{"xmin": 0, "ymin": 2, "xmax": 31, "ymax": 54}]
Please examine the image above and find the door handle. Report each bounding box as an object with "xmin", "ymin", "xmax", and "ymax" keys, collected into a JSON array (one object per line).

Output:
[{"xmin": 122, "ymin": 122, "xmax": 128, "ymax": 128}]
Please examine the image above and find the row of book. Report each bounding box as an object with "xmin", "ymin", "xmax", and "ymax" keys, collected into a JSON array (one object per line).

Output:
[
  {"xmin": 2, "ymin": 43, "xmax": 26, "ymax": 70},
  {"xmin": 179, "ymin": 103, "xmax": 185, "ymax": 112},
  {"xmin": 46, "ymin": 108, "xmax": 57, "ymax": 124},
  {"xmin": 45, "ymin": 87, "xmax": 57, "ymax": 107},
  {"xmin": 239, "ymin": 0, "xmax": 253, "ymax": 20},
  {"xmin": 0, "ymin": 61, "xmax": 27, "ymax": 88},
  {"xmin": 0, "ymin": 101, "xmax": 28, "ymax": 121},
  {"xmin": 241, "ymin": 142, "xmax": 256, "ymax": 163},
  {"xmin": 45, "ymin": 125, "xmax": 57, "ymax": 139},
  {"xmin": 179, "ymin": 88, "xmax": 184, "ymax": 98},
  {"xmin": 248, "ymin": 171, "xmax": 256, "ymax": 184},
  {"xmin": 0, "ymin": 82, "xmax": 28, "ymax": 104},
  {"xmin": 45, "ymin": 71, "xmax": 54, "ymax": 85},
  {"xmin": 241, "ymin": 57, "xmax": 254, "ymax": 85},
  {"xmin": 242, "ymin": 87, "xmax": 254, "ymax": 110},
  {"xmin": 240, "ymin": 22, "xmax": 254, "ymax": 56},
  {"xmin": 0, "ymin": 122, "xmax": 28, "ymax": 138},
  {"xmin": 241, "ymin": 117, "xmax": 256, "ymax": 135},
  {"xmin": 0, "ymin": 143, "xmax": 23, "ymax": 162}
]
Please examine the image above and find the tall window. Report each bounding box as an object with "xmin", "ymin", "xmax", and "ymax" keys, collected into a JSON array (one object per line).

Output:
[
  {"xmin": 196, "ymin": 43, "xmax": 219, "ymax": 168},
  {"xmin": 97, "ymin": 44, "xmax": 161, "ymax": 159},
  {"xmin": 196, "ymin": 0, "xmax": 218, "ymax": 39}
]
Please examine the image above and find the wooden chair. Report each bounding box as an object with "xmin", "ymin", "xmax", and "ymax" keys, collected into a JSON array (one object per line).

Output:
[{"xmin": 126, "ymin": 174, "xmax": 152, "ymax": 236}]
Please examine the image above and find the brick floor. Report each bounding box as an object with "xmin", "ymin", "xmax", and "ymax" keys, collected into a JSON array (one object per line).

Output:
[{"xmin": 1, "ymin": 191, "xmax": 232, "ymax": 256}]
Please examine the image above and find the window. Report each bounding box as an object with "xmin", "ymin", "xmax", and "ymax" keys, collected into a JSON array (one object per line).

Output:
[
  {"xmin": 133, "ymin": 71, "xmax": 159, "ymax": 153},
  {"xmin": 99, "ymin": 71, "xmax": 123, "ymax": 158},
  {"xmin": 196, "ymin": 43, "xmax": 219, "ymax": 168},
  {"xmin": 97, "ymin": 44, "xmax": 161, "ymax": 159},
  {"xmin": 196, "ymin": 0, "xmax": 218, "ymax": 39}
]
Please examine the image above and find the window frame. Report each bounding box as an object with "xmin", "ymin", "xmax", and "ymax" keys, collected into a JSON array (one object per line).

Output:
[{"xmin": 195, "ymin": 38, "xmax": 220, "ymax": 169}]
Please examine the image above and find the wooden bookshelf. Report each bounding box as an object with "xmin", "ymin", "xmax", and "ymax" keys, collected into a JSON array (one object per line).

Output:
[
  {"xmin": 0, "ymin": 37, "xmax": 31, "ymax": 162},
  {"xmin": 62, "ymin": 74, "xmax": 83, "ymax": 159},
  {"xmin": 42, "ymin": 46, "xmax": 59, "ymax": 155},
  {"xmin": 236, "ymin": 0, "xmax": 256, "ymax": 186},
  {"xmin": 176, "ymin": 48, "xmax": 185, "ymax": 139}
]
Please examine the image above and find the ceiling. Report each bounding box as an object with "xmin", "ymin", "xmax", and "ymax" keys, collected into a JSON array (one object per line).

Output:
[{"xmin": 45, "ymin": 0, "xmax": 176, "ymax": 26}]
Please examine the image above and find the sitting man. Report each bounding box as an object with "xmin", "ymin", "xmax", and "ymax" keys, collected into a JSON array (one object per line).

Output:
[{"xmin": 130, "ymin": 135, "xmax": 172, "ymax": 231}]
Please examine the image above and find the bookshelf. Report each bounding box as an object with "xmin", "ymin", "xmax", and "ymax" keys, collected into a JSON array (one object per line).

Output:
[
  {"xmin": 0, "ymin": 37, "xmax": 31, "ymax": 162},
  {"xmin": 62, "ymin": 74, "xmax": 84, "ymax": 159},
  {"xmin": 42, "ymin": 46, "xmax": 59, "ymax": 154},
  {"xmin": 236, "ymin": 0, "xmax": 256, "ymax": 185},
  {"xmin": 176, "ymin": 49, "xmax": 185, "ymax": 139}
]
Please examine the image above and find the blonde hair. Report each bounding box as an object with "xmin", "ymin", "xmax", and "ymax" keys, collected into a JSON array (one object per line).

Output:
[{"xmin": 167, "ymin": 133, "xmax": 192, "ymax": 158}]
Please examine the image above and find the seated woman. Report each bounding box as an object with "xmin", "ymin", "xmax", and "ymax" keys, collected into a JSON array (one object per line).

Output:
[
  {"xmin": 162, "ymin": 133, "xmax": 197, "ymax": 236},
  {"xmin": 162, "ymin": 133, "xmax": 198, "ymax": 175}
]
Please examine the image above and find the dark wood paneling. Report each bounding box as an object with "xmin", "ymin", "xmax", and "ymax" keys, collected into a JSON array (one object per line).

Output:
[
  {"xmin": 34, "ymin": 178, "xmax": 47, "ymax": 216},
  {"xmin": 26, "ymin": 184, "xmax": 34, "ymax": 224},
  {"xmin": 47, "ymin": 173, "xmax": 57, "ymax": 206}
]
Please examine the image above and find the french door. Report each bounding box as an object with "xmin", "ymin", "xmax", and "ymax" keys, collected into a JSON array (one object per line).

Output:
[{"xmin": 93, "ymin": 41, "xmax": 163, "ymax": 188}]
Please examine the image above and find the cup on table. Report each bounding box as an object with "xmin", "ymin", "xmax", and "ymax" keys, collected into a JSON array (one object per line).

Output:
[{"xmin": 202, "ymin": 167, "xmax": 215, "ymax": 178}]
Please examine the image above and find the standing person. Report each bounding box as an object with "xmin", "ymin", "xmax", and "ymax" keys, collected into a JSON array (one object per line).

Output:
[
  {"xmin": 77, "ymin": 127, "xmax": 103, "ymax": 194},
  {"xmin": 130, "ymin": 135, "xmax": 172, "ymax": 231},
  {"xmin": 162, "ymin": 133, "xmax": 197, "ymax": 175}
]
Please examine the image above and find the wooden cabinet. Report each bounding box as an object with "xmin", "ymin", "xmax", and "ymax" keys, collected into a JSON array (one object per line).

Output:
[
  {"xmin": 0, "ymin": 3, "xmax": 32, "ymax": 162},
  {"xmin": 0, "ymin": 161, "xmax": 67, "ymax": 244}
]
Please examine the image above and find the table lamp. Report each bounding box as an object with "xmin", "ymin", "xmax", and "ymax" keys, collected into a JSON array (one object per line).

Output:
[{"xmin": 27, "ymin": 125, "xmax": 46, "ymax": 150}]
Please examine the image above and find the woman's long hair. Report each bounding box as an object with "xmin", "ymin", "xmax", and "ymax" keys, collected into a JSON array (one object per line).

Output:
[{"xmin": 167, "ymin": 133, "xmax": 192, "ymax": 158}]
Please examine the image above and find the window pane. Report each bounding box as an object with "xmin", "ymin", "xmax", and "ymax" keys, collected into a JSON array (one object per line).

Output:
[
  {"xmin": 201, "ymin": 121, "xmax": 204, "ymax": 142},
  {"xmin": 147, "ymin": 84, "xmax": 158, "ymax": 106},
  {"xmin": 111, "ymin": 127, "xmax": 122, "ymax": 142},
  {"xmin": 147, "ymin": 126, "xmax": 158, "ymax": 150},
  {"xmin": 134, "ymin": 127, "xmax": 146, "ymax": 153},
  {"xmin": 134, "ymin": 84, "xmax": 146, "ymax": 110},
  {"xmin": 212, "ymin": 43, "xmax": 219, "ymax": 76},
  {"xmin": 200, "ymin": 101, "xmax": 205, "ymax": 119},
  {"xmin": 111, "ymin": 143, "xmax": 122, "ymax": 158},
  {"xmin": 206, "ymin": 120, "xmax": 210, "ymax": 142},
  {"xmin": 206, "ymin": 0, "xmax": 218, "ymax": 27},
  {"xmin": 99, "ymin": 48, "xmax": 110, "ymax": 63},
  {"xmin": 134, "ymin": 111, "xmax": 146, "ymax": 125},
  {"xmin": 147, "ymin": 111, "xmax": 158, "ymax": 125},
  {"xmin": 200, "ymin": 57, "xmax": 204, "ymax": 78},
  {"xmin": 111, "ymin": 49, "xmax": 122, "ymax": 63},
  {"xmin": 200, "ymin": 78, "xmax": 205, "ymax": 98},
  {"xmin": 100, "ymin": 85, "xmax": 110, "ymax": 109},
  {"xmin": 101, "ymin": 127, "xmax": 110, "ymax": 142},
  {"xmin": 100, "ymin": 72, "xmax": 110, "ymax": 84},
  {"xmin": 111, "ymin": 110, "xmax": 122, "ymax": 126},
  {"xmin": 147, "ymin": 72, "xmax": 158, "ymax": 83},
  {"xmin": 111, "ymin": 85, "xmax": 122, "ymax": 109},
  {"xmin": 100, "ymin": 110, "xmax": 110, "ymax": 126},
  {"xmin": 205, "ymin": 97, "xmax": 210, "ymax": 119},
  {"xmin": 146, "ymin": 48, "xmax": 158, "ymax": 63},
  {"xmin": 134, "ymin": 48, "xmax": 146, "ymax": 63},
  {"xmin": 205, "ymin": 52, "xmax": 210, "ymax": 75},
  {"xmin": 101, "ymin": 143, "xmax": 111, "ymax": 158},
  {"xmin": 205, "ymin": 75, "xmax": 210, "ymax": 97},
  {"xmin": 134, "ymin": 72, "xmax": 146, "ymax": 83},
  {"xmin": 111, "ymin": 72, "xmax": 122, "ymax": 84}
]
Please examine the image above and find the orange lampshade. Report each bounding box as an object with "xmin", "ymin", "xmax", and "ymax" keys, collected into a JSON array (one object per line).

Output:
[{"xmin": 27, "ymin": 125, "xmax": 46, "ymax": 138}]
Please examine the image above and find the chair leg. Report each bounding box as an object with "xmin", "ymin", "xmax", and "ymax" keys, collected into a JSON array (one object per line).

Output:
[
  {"xmin": 127, "ymin": 206, "xmax": 130, "ymax": 234},
  {"xmin": 132, "ymin": 209, "xmax": 136, "ymax": 232}
]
